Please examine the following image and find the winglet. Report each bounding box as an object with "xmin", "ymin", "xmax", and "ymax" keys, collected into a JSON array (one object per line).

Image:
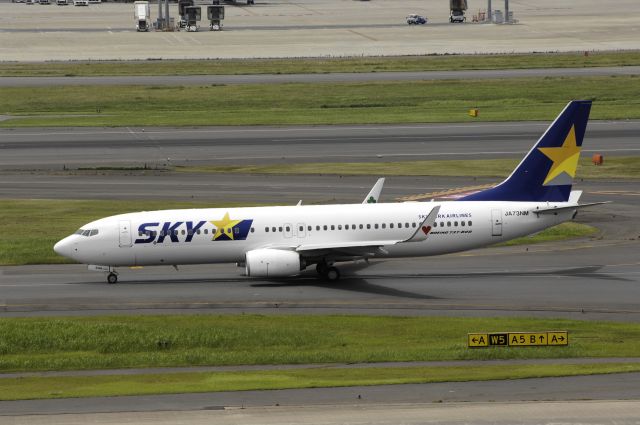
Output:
[
  {"xmin": 404, "ymin": 205, "xmax": 440, "ymax": 243},
  {"xmin": 363, "ymin": 178, "xmax": 385, "ymax": 204}
]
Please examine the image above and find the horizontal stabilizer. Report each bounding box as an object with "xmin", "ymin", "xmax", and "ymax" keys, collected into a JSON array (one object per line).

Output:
[{"xmin": 533, "ymin": 201, "xmax": 610, "ymax": 215}]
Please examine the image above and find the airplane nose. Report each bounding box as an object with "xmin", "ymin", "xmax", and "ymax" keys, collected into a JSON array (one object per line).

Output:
[{"xmin": 54, "ymin": 237, "xmax": 75, "ymax": 259}]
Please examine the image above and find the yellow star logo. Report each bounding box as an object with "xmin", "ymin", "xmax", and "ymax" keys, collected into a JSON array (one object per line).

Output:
[
  {"xmin": 538, "ymin": 125, "xmax": 581, "ymax": 186},
  {"xmin": 210, "ymin": 212, "xmax": 242, "ymax": 240}
]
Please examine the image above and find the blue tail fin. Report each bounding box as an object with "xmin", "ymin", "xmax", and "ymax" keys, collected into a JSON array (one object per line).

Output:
[{"xmin": 461, "ymin": 100, "xmax": 592, "ymax": 202}]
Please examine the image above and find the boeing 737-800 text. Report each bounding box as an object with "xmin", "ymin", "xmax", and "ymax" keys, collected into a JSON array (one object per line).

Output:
[{"xmin": 54, "ymin": 101, "xmax": 604, "ymax": 283}]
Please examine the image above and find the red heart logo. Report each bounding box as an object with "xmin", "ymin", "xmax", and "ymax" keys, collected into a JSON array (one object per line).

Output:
[{"xmin": 422, "ymin": 225, "xmax": 431, "ymax": 235}]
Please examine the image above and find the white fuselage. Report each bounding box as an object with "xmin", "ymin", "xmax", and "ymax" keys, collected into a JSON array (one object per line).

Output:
[{"xmin": 55, "ymin": 201, "xmax": 573, "ymax": 268}]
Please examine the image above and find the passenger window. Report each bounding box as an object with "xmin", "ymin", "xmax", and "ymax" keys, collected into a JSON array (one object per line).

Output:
[
  {"xmin": 390, "ymin": 223, "xmax": 394, "ymax": 229},
  {"xmin": 227, "ymin": 228, "xmax": 231, "ymax": 234},
  {"xmin": 405, "ymin": 223, "xmax": 410, "ymax": 228},
  {"xmin": 374, "ymin": 224, "xmax": 379, "ymax": 229},
  {"xmin": 434, "ymin": 222, "xmax": 437, "ymax": 227},
  {"xmin": 447, "ymin": 222, "xmax": 451, "ymax": 227},
  {"xmin": 397, "ymin": 223, "xmax": 402, "ymax": 228},
  {"xmin": 359, "ymin": 224, "xmax": 363, "ymax": 229},
  {"xmin": 204, "ymin": 229, "xmax": 209, "ymax": 234},
  {"xmin": 286, "ymin": 226, "xmax": 290, "ymax": 232},
  {"xmin": 197, "ymin": 229, "xmax": 201, "ymax": 234},
  {"xmin": 299, "ymin": 226, "xmax": 303, "ymax": 232},
  {"xmin": 338, "ymin": 225, "xmax": 342, "ymax": 230},
  {"xmin": 250, "ymin": 228, "xmax": 255, "ymax": 233},
  {"xmin": 331, "ymin": 225, "xmax": 335, "ymax": 230},
  {"xmin": 382, "ymin": 223, "xmax": 386, "ymax": 229},
  {"xmin": 265, "ymin": 227, "xmax": 269, "ymax": 232},
  {"xmin": 468, "ymin": 221, "xmax": 472, "ymax": 226},
  {"xmin": 367, "ymin": 224, "xmax": 371, "ymax": 229},
  {"xmin": 412, "ymin": 223, "xmax": 416, "ymax": 228},
  {"xmin": 352, "ymin": 225, "xmax": 356, "ymax": 230},
  {"xmin": 324, "ymin": 225, "xmax": 328, "ymax": 231},
  {"xmin": 454, "ymin": 221, "xmax": 458, "ymax": 227},
  {"xmin": 316, "ymin": 225, "xmax": 320, "ymax": 231},
  {"xmin": 272, "ymin": 227, "xmax": 276, "ymax": 232},
  {"xmin": 279, "ymin": 227, "xmax": 283, "ymax": 232},
  {"xmin": 461, "ymin": 221, "xmax": 465, "ymax": 227},
  {"xmin": 308, "ymin": 226, "xmax": 312, "ymax": 231}
]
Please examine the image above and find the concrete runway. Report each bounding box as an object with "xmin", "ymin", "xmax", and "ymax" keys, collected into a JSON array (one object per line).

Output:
[
  {"xmin": 1, "ymin": 120, "xmax": 638, "ymax": 170},
  {"xmin": 3, "ymin": 66, "xmax": 640, "ymax": 87},
  {"xmin": 2, "ymin": 374, "xmax": 640, "ymax": 419}
]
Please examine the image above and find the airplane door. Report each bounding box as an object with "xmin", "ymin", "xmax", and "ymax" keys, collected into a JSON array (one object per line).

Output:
[
  {"xmin": 283, "ymin": 223, "xmax": 293, "ymax": 238},
  {"xmin": 296, "ymin": 223, "xmax": 306, "ymax": 238},
  {"xmin": 491, "ymin": 209, "xmax": 503, "ymax": 236},
  {"xmin": 119, "ymin": 220, "xmax": 133, "ymax": 247}
]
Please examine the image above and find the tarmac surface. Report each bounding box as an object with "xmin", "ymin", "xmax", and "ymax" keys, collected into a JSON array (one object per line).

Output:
[
  {"xmin": 1, "ymin": 120, "xmax": 638, "ymax": 171},
  {"xmin": 1, "ymin": 0, "xmax": 639, "ymax": 61},
  {"xmin": 3, "ymin": 66, "xmax": 640, "ymax": 87}
]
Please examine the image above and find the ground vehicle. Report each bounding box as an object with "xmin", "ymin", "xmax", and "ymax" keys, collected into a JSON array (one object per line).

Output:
[
  {"xmin": 450, "ymin": 9, "xmax": 466, "ymax": 22},
  {"xmin": 39, "ymin": 0, "xmax": 50, "ymax": 5},
  {"xmin": 406, "ymin": 14, "xmax": 427, "ymax": 25},
  {"xmin": 134, "ymin": 1, "xmax": 150, "ymax": 31},
  {"xmin": 56, "ymin": 0, "xmax": 68, "ymax": 5},
  {"xmin": 73, "ymin": 0, "xmax": 88, "ymax": 6}
]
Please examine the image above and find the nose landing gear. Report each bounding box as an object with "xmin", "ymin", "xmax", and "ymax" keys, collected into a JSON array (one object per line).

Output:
[{"xmin": 107, "ymin": 272, "xmax": 118, "ymax": 284}]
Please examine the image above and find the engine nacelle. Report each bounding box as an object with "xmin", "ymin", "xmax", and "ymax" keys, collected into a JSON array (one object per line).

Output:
[{"xmin": 245, "ymin": 248, "xmax": 303, "ymax": 277}]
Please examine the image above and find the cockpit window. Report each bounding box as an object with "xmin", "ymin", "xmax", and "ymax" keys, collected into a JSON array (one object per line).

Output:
[
  {"xmin": 75, "ymin": 228, "xmax": 99, "ymax": 237},
  {"xmin": 89, "ymin": 229, "xmax": 99, "ymax": 236},
  {"xmin": 82, "ymin": 230, "xmax": 91, "ymax": 236},
  {"xmin": 74, "ymin": 229, "xmax": 84, "ymax": 235}
]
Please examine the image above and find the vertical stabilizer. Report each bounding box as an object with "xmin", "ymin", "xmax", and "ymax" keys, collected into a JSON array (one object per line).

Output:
[{"xmin": 461, "ymin": 100, "xmax": 591, "ymax": 202}]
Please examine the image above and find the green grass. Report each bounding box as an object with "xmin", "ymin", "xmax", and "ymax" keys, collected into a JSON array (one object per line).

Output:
[
  {"xmin": 0, "ymin": 199, "xmax": 254, "ymax": 265},
  {"xmin": 2, "ymin": 52, "xmax": 639, "ymax": 77},
  {"xmin": 176, "ymin": 157, "xmax": 640, "ymax": 179},
  {"xmin": 1, "ymin": 315, "xmax": 640, "ymax": 373},
  {"xmin": 497, "ymin": 222, "xmax": 597, "ymax": 247},
  {"xmin": 2, "ymin": 76, "xmax": 640, "ymax": 127},
  {"xmin": 1, "ymin": 363, "xmax": 639, "ymax": 401}
]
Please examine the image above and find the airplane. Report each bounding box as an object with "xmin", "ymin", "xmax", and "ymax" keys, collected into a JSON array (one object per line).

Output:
[{"xmin": 54, "ymin": 100, "xmax": 605, "ymax": 284}]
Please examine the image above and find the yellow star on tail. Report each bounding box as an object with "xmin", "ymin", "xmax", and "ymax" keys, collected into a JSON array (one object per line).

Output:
[
  {"xmin": 210, "ymin": 212, "xmax": 242, "ymax": 240},
  {"xmin": 538, "ymin": 125, "xmax": 581, "ymax": 186}
]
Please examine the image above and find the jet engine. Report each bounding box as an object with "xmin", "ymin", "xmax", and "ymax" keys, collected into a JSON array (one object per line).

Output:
[{"xmin": 245, "ymin": 248, "xmax": 303, "ymax": 277}]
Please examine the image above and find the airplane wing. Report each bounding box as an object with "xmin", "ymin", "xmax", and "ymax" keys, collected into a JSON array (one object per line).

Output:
[
  {"xmin": 294, "ymin": 205, "xmax": 440, "ymax": 259},
  {"xmin": 363, "ymin": 178, "xmax": 385, "ymax": 204}
]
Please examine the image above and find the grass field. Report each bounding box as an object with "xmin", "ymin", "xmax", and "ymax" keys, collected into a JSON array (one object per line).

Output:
[
  {"xmin": 1, "ymin": 52, "xmax": 639, "ymax": 77},
  {"xmin": 1, "ymin": 363, "xmax": 639, "ymax": 401},
  {"xmin": 176, "ymin": 157, "xmax": 640, "ymax": 180},
  {"xmin": 1, "ymin": 315, "xmax": 640, "ymax": 373},
  {"xmin": 0, "ymin": 199, "xmax": 597, "ymax": 266},
  {"xmin": 2, "ymin": 76, "xmax": 640, "ymax": 127}
]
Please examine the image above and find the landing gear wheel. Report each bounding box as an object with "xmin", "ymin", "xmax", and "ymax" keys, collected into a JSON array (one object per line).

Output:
[
  {"xmin": 325, "ymin": 267, "xmax": 340, "ymax": 282},
  {"xmin": 107, "ymin": 273, "xmax": 118, "ymax": 284},
  {"xmin": 316, "ymin": 262, "xmax": 328, "ymax": 276}
]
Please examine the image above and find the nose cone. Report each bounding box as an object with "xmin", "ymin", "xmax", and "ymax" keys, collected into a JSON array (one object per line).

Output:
[{"xmin": 54, "ymin": 236, "xmax": 75, "ymax": 259}]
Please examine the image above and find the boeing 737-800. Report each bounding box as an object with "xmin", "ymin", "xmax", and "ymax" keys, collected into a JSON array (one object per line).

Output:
[{"xmin": 54, "ymin": 100, "xmax": 604, "ymax": 284}]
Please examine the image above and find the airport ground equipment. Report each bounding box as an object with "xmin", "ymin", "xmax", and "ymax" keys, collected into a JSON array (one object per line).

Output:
[
  {"xmin": 406, "ymin": 14, "xmax": 427, "ymax": 24},
  {"xmin": 56, "ymin": 0, "xmax": 68, "ymax": 5},
  {"xmin": 185, "ymin": 6, "xmax": 201, "ymax": 32},
  {"xmin": 450, "ymin": 0, "xmax": 467, "ymax": 22},
  {"xmin": 134, "ymin": 1, "xmax": 150, "ymax": 31},
  {"xmin": 207, "ymin": 5, "xmax": 224, "ymax": 31},
  {"xmin": 178, "ymin": 0, "xmax": 194, "ymax": 29}
]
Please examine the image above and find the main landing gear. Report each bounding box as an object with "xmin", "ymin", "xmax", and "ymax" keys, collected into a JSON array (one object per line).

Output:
[
  {"xmin": 316, "ymin": 262, "xmax": 340, "ymax": 281},
  {"xmin": 107, "ymin": 272, "xmax": 118, "ymax": 284}
]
